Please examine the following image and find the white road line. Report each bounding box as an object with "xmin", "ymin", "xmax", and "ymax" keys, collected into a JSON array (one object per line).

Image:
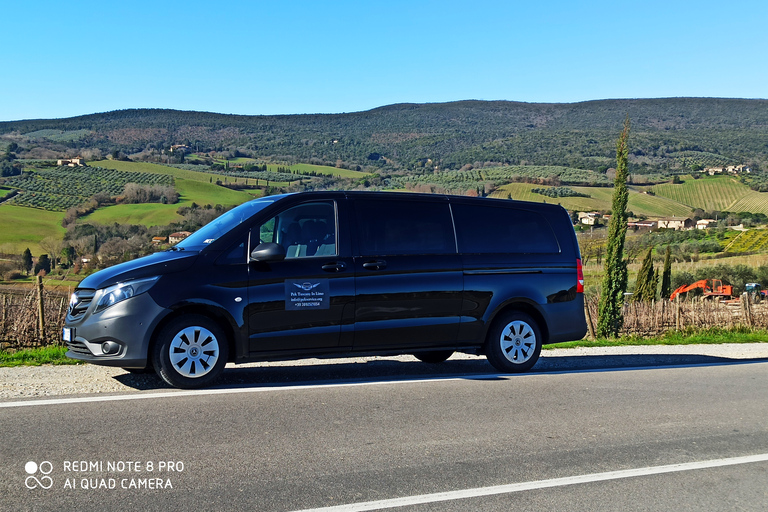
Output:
[
  {"xmin": 0, "ymin": 374, "xmax": 504, "ymax": 408},
  {"xmin": 289, "ymin": 453, "xmax": 768, "ymax": 512}
]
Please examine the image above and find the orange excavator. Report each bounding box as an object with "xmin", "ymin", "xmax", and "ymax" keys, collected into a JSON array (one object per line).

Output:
[{"xmin": 669, "ymin": 279, "xmax": 733, "ymax": 301}]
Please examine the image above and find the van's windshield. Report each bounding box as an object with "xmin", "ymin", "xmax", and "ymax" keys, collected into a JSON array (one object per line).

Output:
[{"xmin": 175, "ymin": 196, "xmax": 282, "ymax": 250}]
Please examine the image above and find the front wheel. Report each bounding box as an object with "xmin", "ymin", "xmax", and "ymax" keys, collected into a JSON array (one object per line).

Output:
[
  {"xmin": 152, "ymin": 315, "xmax": 229, "ymax": 388},
  {"xmin": 485, "ymin": 311, "xmax": 542, "ymax": 373}
]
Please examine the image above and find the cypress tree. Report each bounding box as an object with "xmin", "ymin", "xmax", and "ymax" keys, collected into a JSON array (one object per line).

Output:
[
  {"xmin": 633, "ymin": 247, "xmax": 655, "ymax": 302},
  {"xmin": 21, "ymin": 247, "xmax": 33, "ymax": 275},
  {"xmin": 660, "ymin": 246, "xmax": 672, "ymax": 299},
  {"xmin": 597, "ymin": 117, "xmax": 630, "ymax": 337}
]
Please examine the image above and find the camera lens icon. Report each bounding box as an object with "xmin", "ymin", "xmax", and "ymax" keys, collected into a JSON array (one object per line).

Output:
[{"xmin": 25, "ymin": 461, "xmax": 53, "ymax": 489}]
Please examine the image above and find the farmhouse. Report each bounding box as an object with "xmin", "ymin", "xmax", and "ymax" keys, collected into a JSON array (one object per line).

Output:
[
  {"xmin": 151, "ymin": 236, "xmax": 168, "ymax": 245},
  {"xmin": 578, "ymin": 212, "xmax": 601, "ymax": 225},
  {"xmin": 627, "ymin": 220, "xmax": 657, "ymax": 230},
  {"xmin": 57, "ymin": 158, "xmax": 86, "ymax": 167},
  {"xmin": 696, "ymin": 219, "xmax": 717, "ymax": 230},
  {"xmin": 702, "ymin": 164, "xmax": 751, "ymax": 176},
  {"xmin": 657, "ymin": 217, "xmax": 694, "ymax": 230},
  {"xmin": 168, "ymin": 231, "xmax": 192, "ymax": 244}
]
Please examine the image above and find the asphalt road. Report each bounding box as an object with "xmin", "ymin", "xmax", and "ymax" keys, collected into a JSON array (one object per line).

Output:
[{"xmin": 2, "ymin": 356, "xmax": 768, "ymax": 511}]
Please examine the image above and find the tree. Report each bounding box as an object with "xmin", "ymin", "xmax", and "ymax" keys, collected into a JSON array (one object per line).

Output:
[
  {"xmin": 21, "ymin": 248, "xmax": 33, "ymax": 275},
  {"xmin": 34, "ymin": 254, "xmax": 51, "ymax": 275},
  {"xmin": 633, "ymin": 247, "xmax": 656, "ymax": 302},
  {"xmin": 660, "ymin": 246, "xmax": 672, "ymax": 299},
  {"xmin": 597, "ymin": 117, "xmax": 630, "ymax": 337},
  {"xmin": 39, "ymin": 236, "xmax": 64, "ymax": 270}
]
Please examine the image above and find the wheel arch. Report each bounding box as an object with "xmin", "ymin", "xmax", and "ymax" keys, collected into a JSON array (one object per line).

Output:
[
  {"xmin": 482, "ymin": 300, "xmax": 549, "ymax": 353},
  {"xmin": 149, "ymin": 304, "xmax": 238, "ymax": 363}
]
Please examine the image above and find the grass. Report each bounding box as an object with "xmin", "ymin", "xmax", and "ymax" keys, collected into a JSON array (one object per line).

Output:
[
  {"xmin": 547, "ymin": 326, "xmax": 768, "ymax": 349},
  {"xmin": 0, "ymin": 345, "xmax": 83, "ymax": 367},
  {"xmin": 0, "ymin": 204, "xmax": 66, "ymax": 253}
]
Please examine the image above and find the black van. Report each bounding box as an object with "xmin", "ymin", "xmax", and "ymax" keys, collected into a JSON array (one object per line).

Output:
[{"xmin": 64, "ymin": 191, "xmax": 587, "ymax": 388}]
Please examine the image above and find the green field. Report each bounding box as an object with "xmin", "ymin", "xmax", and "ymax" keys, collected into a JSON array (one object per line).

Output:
[
  {"xmin": 83, "ymin": 162, "xmax": 255, "ymax": 226},
  {"xmin": 650, "ymin": 175, "xmax": 760, "ymax": 212},
  {"xmin": 289, "ymin": 163, "xmax": 368, "ymax": 178},
  {"xmin": 0, "ymin": 187, "xmax": 11, "ymax": 199},
  {"xmin": 491, "ymin": 183, "xmax": 691, "ymax": 217},
  {"xmin": 0, "ymin": 204, "xmax": 66, "ymax": 253}
]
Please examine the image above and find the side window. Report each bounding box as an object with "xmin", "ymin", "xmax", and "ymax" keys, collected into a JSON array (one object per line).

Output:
[
  {"xmin": 355, "ymin": 200, "xmax": 455, "ymax": 256},
  {"xmin": 452, "ymin": 204, "xmax": 560, "ymax": 254},
  {"xmin": 217, "ymin": 235, "xmax": 249, "ymax": 265},
  {"xmin": 256, "ymin": 201, "xmax": 337, "ymax": 259}
]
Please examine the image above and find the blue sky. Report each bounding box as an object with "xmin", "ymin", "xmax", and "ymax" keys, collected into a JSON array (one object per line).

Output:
[{"xmin": 2, "ymin": 0, "xmax": 766, "ymax": 121}]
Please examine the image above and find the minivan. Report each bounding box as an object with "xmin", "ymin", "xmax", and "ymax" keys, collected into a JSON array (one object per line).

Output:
[{"xmin": 64, "ymin": 191, "xmax": 587, "ymax": 388}]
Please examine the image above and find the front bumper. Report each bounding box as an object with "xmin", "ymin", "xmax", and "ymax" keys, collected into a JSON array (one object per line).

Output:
[{"xmin": 64, "ymin": 291, "xmax": 168, "ymax": 369}]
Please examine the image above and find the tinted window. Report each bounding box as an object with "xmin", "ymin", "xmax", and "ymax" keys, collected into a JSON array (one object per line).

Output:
[
  {"xmin": 356, "ymin": 200, "xmax": 455, "ymax": 255},
  {"xmin": 257, "ymin": 201, "xmax": 337, "ymax": 258},
  {"xmin": 176, "ymin": 196, "xmax": 279, "ymax": 249},
  {"xmin": 452, "ymin": 203, "xmax": 560, "ymax": 254}
]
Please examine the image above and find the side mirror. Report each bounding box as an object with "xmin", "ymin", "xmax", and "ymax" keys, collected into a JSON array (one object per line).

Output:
[{"xmin": 250, "ymin": 242, "xmax": 286, "ymax": 262}]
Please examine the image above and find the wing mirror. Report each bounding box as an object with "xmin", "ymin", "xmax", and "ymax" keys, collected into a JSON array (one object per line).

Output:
[{"xmin": 250, "ymin": 242, "xmax": 286, "ymax": 262}]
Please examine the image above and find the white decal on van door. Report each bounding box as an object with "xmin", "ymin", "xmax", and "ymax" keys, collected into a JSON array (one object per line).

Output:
[{"xmin": 285, "ymin": 279, "xmax": 330, "ymax": 310}]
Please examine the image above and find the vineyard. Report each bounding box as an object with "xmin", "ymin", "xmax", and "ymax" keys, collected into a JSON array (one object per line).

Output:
[
  {"xmin": 1, "ymin": 166, "xmax": 174, "ymax": 211},
  {"xmin": 724, "ymin": 229, "xmax": 768, "ymax": 253},
  {"xmin": 491, "ymin": 182, "xmax": 690, "ymax": 218},
  {"xmin": 650, "ymin": 176, "xmax": 753, "ymax": 211},
  {"xmin": 389, "ymin": 165, "xmax": 611, "ymax": 194}
]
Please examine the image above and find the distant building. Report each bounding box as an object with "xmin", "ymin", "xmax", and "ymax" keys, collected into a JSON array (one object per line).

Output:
[
  {"xmin": 702, "ymin": 164, "xmax": 750, "ymax": 176},
  {"xmin": 578, "ymin": 212, "xmax": 601, "ymax": 226},
  {"xmin": 628, "ymin": 220, "xmax": 657, "ymax": 230},
  {"xmin": 657, "ymin": 217, "xmax": 694, "ymax": 230},
  {"xmin": 169, "ymin": 145, "xmax": 189, "ymax": 153},
  {"xmin": 152, "ymin": 236, "xmax": 168, "ymax": 245},
  {"xmin": 696, "ymin": 219, "xmax": 717, "ymax": 230},
  {"xmin": 168, "ymin": 231, "xmax": 192, "ymax": 244},
  {"xmin": 57, "ymin": 158, "xmax": 86, "ymax": 167}
]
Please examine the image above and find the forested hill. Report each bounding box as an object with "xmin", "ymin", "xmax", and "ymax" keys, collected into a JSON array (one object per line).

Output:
[{"xmin": 2, "ymin": 98, "xmax": 767, "ymax": 173}]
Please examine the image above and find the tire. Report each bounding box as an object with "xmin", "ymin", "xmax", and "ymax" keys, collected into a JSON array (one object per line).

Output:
[
  {"xmin": 485, "ymin": 311, "xmax": 542, "ymax": 373},
  {"xmin": 152, "ymin": 315, "xmax": 229, "ymax": 389},
  {"xmin": 414, "ymin": 350, "xmax": 454, "ymax": 364}
]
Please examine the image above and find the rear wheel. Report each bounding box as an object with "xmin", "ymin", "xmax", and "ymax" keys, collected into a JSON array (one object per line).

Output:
[
  {"xmin": 152, "ymin": 315, "xmax": 229, "ymax": 388},
  {"xmin": 413, "ymin": 350, "xmax": 454, "ymax": 364},
  {"xmin": 485, "ymin": 311, "xmax": 542, "ymax": 373}
]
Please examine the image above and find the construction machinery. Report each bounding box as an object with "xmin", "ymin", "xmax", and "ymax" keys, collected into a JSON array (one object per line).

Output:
[
  {"xmin": 669, "ymin": 279, "xmax": 734, "ymax": 301},
  {"xmin": 745, "ymin": 283, "xmax": 768, "ymax": 303}
]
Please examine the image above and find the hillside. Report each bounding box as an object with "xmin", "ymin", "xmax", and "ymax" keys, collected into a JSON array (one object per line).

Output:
[{"xmin": 2, "ymin": 98, "xmax": 767, "ymax": 175}]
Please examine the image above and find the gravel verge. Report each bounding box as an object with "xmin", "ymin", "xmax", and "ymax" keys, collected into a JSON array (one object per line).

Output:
[{"xmin": 1, "ymin": 343, "xmax": 767, "ymax": 400}]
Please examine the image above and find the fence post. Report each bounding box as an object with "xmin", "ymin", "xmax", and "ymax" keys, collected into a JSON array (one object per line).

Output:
[
  {"xmin": 37, "ymin": 276, "xmax": 45, "ymax": 342},
  {"xmin": 675, "ymin": 295, "xmax": 682, "ymax": 330},
  {"xmin": 742, "ymin": 292, "xmax": 753, "ymax": 328},
  {"xmin": 584, "ymin": 301, "xmax": 596, "ymax": 340},
  {"xmin": 1, "ymin": 294, "xmax": 6, "ymax": 340}
]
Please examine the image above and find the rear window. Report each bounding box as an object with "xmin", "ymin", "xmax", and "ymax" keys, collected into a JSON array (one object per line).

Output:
[
  {"xmin": 355, "ymin": 200, "xmax": 455, "ymax": 255},
  {"xmin": 452, "ymin": 203, "xmax": 560, "ymax": 254}
]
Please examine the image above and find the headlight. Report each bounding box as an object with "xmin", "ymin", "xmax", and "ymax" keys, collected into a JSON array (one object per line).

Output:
[{"xmin": 94, "ymin": 276, "xmax": 160, "ymax": 313}]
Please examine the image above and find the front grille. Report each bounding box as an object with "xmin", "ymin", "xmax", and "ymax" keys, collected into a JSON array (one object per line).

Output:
[
  {"xmin": 67, "ymin": 289, "xmax": 95, "ymax": 321},
  {"xmin": 66, "ymin": 340, "xmax": 93, "ymax": 356}
]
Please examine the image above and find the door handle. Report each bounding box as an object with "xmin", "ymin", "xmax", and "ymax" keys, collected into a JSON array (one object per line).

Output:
[
  {"xmin": 322, "ymin": 262, "xmax": 346, "ymax": 272},
  {"xmin": 362, "ymin": 260, "xmax": 387, "ymax": 270}
]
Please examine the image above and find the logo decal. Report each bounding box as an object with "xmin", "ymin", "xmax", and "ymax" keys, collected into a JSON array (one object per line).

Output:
[
  {"xmin": 293, "ymin": 282, "xmax": 321, "ymax": 291},
  {"xmin": 25, "ymin": 461, "xmax": 53, "ymax": 489},
  {"xmin": 285, "ymin": 279, "xmax": 330, "ymax": 310}
]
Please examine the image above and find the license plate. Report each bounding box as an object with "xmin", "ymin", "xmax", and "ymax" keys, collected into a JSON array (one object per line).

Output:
[{"xmin": 62, "ymin": 327, "xmax": 74, "ymax": 342}]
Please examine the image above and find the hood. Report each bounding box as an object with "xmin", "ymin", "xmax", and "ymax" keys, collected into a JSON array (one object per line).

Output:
[{"xmin": 77, "ymin": 250, "xmax": 199, "ymax": 290}]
